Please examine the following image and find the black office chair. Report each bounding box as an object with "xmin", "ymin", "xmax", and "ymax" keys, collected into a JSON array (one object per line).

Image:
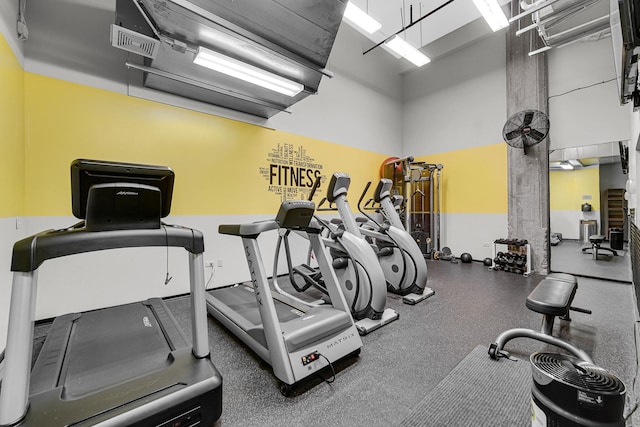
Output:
[{"xmin": 582, "ymin": 234, "xmax": 617, "ymax": 259}]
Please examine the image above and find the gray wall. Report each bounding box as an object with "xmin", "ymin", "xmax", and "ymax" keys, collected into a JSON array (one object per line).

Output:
[
  {"xmin": 402, "ymin": 33, "xmax": 507, "ymax": 155},
  {"xmin": 547, "ymin": 37, "xmax": 631, "ymax": 150}
]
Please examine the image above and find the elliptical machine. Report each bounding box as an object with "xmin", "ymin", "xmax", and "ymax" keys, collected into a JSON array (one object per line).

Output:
[
  {"xmin": 285, "ymin": 173, "xmax": 399, "ymax": 335},
  {"xmin": 357, "ymin": 179, "xmax": 434, "ymax": 305}
]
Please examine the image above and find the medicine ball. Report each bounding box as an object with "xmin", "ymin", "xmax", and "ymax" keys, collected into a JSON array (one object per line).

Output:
[
  {"xmin": 460, "ymin": 253, "xmax": 472, "ymax": 263},
  {"xmin": 483, "ymin": 257, "xmax": 492, "ymax": 267}
]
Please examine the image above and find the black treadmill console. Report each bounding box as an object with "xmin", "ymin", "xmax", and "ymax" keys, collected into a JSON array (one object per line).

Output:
[
  {"xmin": 85, "ymin": 183, "xmax": 161, "ymax": 231},
  {"xmin": 326, "ymin": 173, "xmax": 350, "ymax": 203},
  {"xmin": 275, "ymin": 200, "xmax": 315, "ymax": 229},
  {"xmin": 71, "ymin": 159, "xmax": 174, "ymax": 231}
]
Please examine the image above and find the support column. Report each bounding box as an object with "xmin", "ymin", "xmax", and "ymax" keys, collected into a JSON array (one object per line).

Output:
[{"xmin": 506, "ymin": 1, "xmax": 550, "ymax": 274}]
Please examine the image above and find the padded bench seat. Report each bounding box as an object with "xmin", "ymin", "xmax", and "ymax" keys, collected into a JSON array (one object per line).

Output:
[
  {"xmin": 525, "ymin": 278, "xmax": 577, "ymax": 317},
  {"xmin": 488, "ymin": 273, "xmax": 593, "ymax": 363}
]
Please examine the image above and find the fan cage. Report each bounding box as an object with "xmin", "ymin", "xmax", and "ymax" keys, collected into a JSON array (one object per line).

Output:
[
  {"xmin": 531, "ymin": 353, "xmax": 625, "ymax": 395},
  {"xmin": 502, "ymin": 109, "xmax": 550, "ymax": 149}
]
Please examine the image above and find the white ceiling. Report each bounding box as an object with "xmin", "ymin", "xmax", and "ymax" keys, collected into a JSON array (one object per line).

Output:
[{"xmin": 348, "ymin": 0, "xmax": 510, "ymax": 50}]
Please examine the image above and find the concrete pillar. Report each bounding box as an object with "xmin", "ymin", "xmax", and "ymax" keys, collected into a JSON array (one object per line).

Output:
[{"xmin": 506, "ymin": 1, "xmax": 550, "ymax": 274}]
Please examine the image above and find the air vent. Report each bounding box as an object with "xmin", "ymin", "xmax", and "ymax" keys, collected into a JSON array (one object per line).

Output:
[{"xmin": 110, "ymin": 24, "xmax": 159, "ymax": 59}]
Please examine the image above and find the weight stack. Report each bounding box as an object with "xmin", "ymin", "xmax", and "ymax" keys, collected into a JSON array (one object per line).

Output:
[{"xmin": 530, "ymin": 352, "xmax": 625, "ymax": 426}]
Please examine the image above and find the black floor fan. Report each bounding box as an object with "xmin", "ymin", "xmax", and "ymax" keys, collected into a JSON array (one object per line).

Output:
[{"xmin": 502, "ymin": 109, "xmax": 550, "ymax": 154}]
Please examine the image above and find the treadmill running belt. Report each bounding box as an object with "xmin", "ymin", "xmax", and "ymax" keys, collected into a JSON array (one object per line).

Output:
[{"xmin": 62, "ymin": 302, "xmax": 172, "ymax": 399}]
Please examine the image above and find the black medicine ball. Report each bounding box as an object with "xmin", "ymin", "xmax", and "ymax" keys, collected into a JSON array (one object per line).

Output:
[
  {"xmin": 483, "ymin": 257, "xmax": 492, "ymax": 266},
  {"xmin": 460, "ymin": 253, "xmax": 473, "ymax": 263}
]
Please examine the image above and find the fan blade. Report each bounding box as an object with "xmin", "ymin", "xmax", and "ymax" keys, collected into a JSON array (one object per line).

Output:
[
  {"xmin": 505, "ymin": 130, "xmax": 523, "ymax": 140},
  {"xmin": 523, "ymin": 111, "xmax": 535, "ymax": 126},
  {"xmin": 528, "ymin": 128, "xmax": 547, "ymax": 142}
]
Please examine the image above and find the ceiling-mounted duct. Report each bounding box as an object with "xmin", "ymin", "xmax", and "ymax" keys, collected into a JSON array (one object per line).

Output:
[
  {"xmin": 113, "ymin": 0, "xmax": 346, "ymax": 118},
  {"xmin": 513, "ymin": 0, "xmax": 610, "ymax": 55}
]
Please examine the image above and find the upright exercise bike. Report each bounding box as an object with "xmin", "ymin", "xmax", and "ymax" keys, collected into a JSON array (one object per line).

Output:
[
  {"xmin": 291, "ymin": 173, "xmax": 399, "ymax": 334},
  {"xmin": 357, "ymin": 179, "xmax": 434, "ymax": 305}
]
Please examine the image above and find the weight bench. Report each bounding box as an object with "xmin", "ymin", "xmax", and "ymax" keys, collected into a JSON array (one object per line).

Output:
[
  {"xmin": 582, "ymin": 234, "xmax": 617, "ymax": 259},
  {"xmin": 488, "ymin": 273, "xmax": 593, "ymax": 363}
]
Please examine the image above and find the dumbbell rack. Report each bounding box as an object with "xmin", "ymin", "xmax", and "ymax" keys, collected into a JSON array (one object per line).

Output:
[{"xmin": 489, "ymin": 239, "xmax": 531, "ymax": 277}]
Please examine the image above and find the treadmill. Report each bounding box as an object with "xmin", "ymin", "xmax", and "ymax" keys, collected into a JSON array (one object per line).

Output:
[
  {"xmin": 0, "ymin": 159, "xmax": 222, "ymax": 426},
  {"xmin": 206, "ymin": 200, "xmax": 363, "ymax": 395}
]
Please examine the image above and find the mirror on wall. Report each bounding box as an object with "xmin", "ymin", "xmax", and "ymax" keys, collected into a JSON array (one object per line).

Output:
[{"xmin": 549, "ymin": 140, "xmax": 631, "ymax": 282}]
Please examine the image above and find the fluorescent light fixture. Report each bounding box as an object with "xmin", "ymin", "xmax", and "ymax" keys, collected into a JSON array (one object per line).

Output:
[
  {"xmin": 560, "ymin": 161, "xmax": 574, "ymax": 170},
  {"xmin": 343, "ymin": 2, "xmax": 382, "ymax": 34},
  {"xmin": 193, "ymin": 46, "xmax": 304, "ymax": 97},
  {"xmin": 472, "ymin": 0, "xmax": 509, "ymax": 32},
  {"xmin": 568, "ymin": 159, "xmax": 583, "ymax": 167},
  {"xmin": 384, "ymin": 36, "xmax": 431, "ymax": 67}
]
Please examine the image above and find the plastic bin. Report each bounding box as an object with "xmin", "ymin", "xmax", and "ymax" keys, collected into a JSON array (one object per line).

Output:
[
  {"xmin": 579, "ymin": 220, "xmax": 597, "ymax": 243},
  {"xmin": 610, "ymin": 228, "xmax": 624, "ymax": 250}
]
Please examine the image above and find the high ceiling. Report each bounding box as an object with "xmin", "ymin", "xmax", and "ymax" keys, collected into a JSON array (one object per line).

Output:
[
  {"xmin": 16, "ymin": 0, "xmax": 612, "ymax": 117},
  {"xmin": 348, "ymin": 0, "xmax": 509, "ymax": 50}
]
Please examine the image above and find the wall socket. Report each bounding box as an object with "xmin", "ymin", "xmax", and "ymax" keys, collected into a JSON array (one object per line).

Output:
[
  {"xmin": 217, "ymin": 258, "xmax": 223, "ymax": 267},
  {"xmin": 482, "ymin": 242, "xmax": 490, "ymax": 248},
  {"xmin": 205, "ymin": 260, "xmax": 215, "ymax": 268}
]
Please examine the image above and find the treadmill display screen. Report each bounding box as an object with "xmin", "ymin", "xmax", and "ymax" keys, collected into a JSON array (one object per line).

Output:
[{"xmin": 71, "ymin": 158, "xmax": 174, "ymax": 219}]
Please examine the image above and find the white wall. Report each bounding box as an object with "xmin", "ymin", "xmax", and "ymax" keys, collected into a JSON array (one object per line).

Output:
[
  {"xmin": 441, "ymin": 213, "xmax": 508, "ymax": 260},
  {"xmin": 547, "ymin": 37, "xmax": 631, "ymax": 150},
  {"xmin": 402, "ymin": 33, "xmax": 507, "ymax": 155},
  {"xmin": 269, "ymin": 25, "xmax": 403, "ymax": 155},
  {"xmin": 551, "ymin": 210, "xmax": 600, "ymax": 240}
]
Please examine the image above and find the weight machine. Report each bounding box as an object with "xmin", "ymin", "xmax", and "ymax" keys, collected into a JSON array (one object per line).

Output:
[{"xmin": 381, "ymin": 157, "xmax": 443, "ymax": 258}]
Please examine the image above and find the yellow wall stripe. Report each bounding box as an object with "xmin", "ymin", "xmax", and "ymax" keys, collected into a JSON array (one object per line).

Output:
[
  {"xmin": 23, "ymin": 73, "xmax": 387, "ymax": 216},
  {"xmin": 0, "ymin": 34, "xmax": 25, "ymax": 217},
  {"xmin": 414, "ymin": 143, "xmax": 508, "ymax": 213},
  {"xmin": 550, "ymin": 167, "xmax": 600, "ymax": 211}
]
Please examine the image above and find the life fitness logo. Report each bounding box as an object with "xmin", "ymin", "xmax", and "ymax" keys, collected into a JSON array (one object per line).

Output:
[{"xmin": 259, "ymin": 142, "xmax": 325, "ymax": 201}]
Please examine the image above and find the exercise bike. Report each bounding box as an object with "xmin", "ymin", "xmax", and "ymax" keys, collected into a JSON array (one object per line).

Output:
[
  {"xmin": 281, "ymin": 173, "xmax": 399, "ymax": 335},
  {"xmin": 357, "ymin": 179, "xmax": 434, "ymax": 305}
]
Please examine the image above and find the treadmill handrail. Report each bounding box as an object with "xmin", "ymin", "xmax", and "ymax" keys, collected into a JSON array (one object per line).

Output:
[
  {"xmin": 219, "ymin": 220, "xmax": 279, "ymax": 237},
  {"xmin": 219, "ymin": 220, "xmax": 323, "ymax": 237},
  {"xmin": 11, "ymin": 224, "xmax": 204, "ymax": 272}
]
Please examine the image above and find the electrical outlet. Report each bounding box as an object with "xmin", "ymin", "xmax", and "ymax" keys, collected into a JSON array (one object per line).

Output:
[
  {"xmin": 217, "ymin": 258, "xmax": 223, "ymax": 267},
  {"xmin": 482, "ymin": 242, "xmax": 490, "ymax": 248},
  {"xmin": 205, "ymin": 260, "xmax": 215, "ymax": 268}
]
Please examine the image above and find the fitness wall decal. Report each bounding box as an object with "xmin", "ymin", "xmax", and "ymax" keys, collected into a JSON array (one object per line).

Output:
[{"xmin": 259, "ymin": 142, "xmax": 325, "ymax": 201}]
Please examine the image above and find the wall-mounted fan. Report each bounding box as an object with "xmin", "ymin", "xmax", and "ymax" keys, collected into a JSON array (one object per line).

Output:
[{"xmin": 502, "ymin": 109, "xmax": 550, "ymax": 154}]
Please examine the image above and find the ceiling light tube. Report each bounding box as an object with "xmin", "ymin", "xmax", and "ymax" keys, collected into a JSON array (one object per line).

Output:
[
  {"xmin": 384, "ymin": 36, "xmax": 431, "ymax": 67},
  {"xmin": 343, "ymin": 1, "xmax": 382, "ymax": 34},
  {"xmin": 193, "ymin": 46, "xmax": 304, "ymax": 97},
  {"xmin": 471, "ymin": 0, "xmax": 509, "ymax": 32},
  {"xmin": 560, "ymin": 161, "xmax": 574, "ymax": 170}
]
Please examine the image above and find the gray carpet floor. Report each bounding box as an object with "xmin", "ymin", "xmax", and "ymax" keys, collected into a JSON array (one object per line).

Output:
[
  {"xmin": 162, "ymin": 260, "xmax": 638, "ymax": 426},
  {"xmin": 398, "ymin": 345, "xmax": 531, "ymax": 426}
]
